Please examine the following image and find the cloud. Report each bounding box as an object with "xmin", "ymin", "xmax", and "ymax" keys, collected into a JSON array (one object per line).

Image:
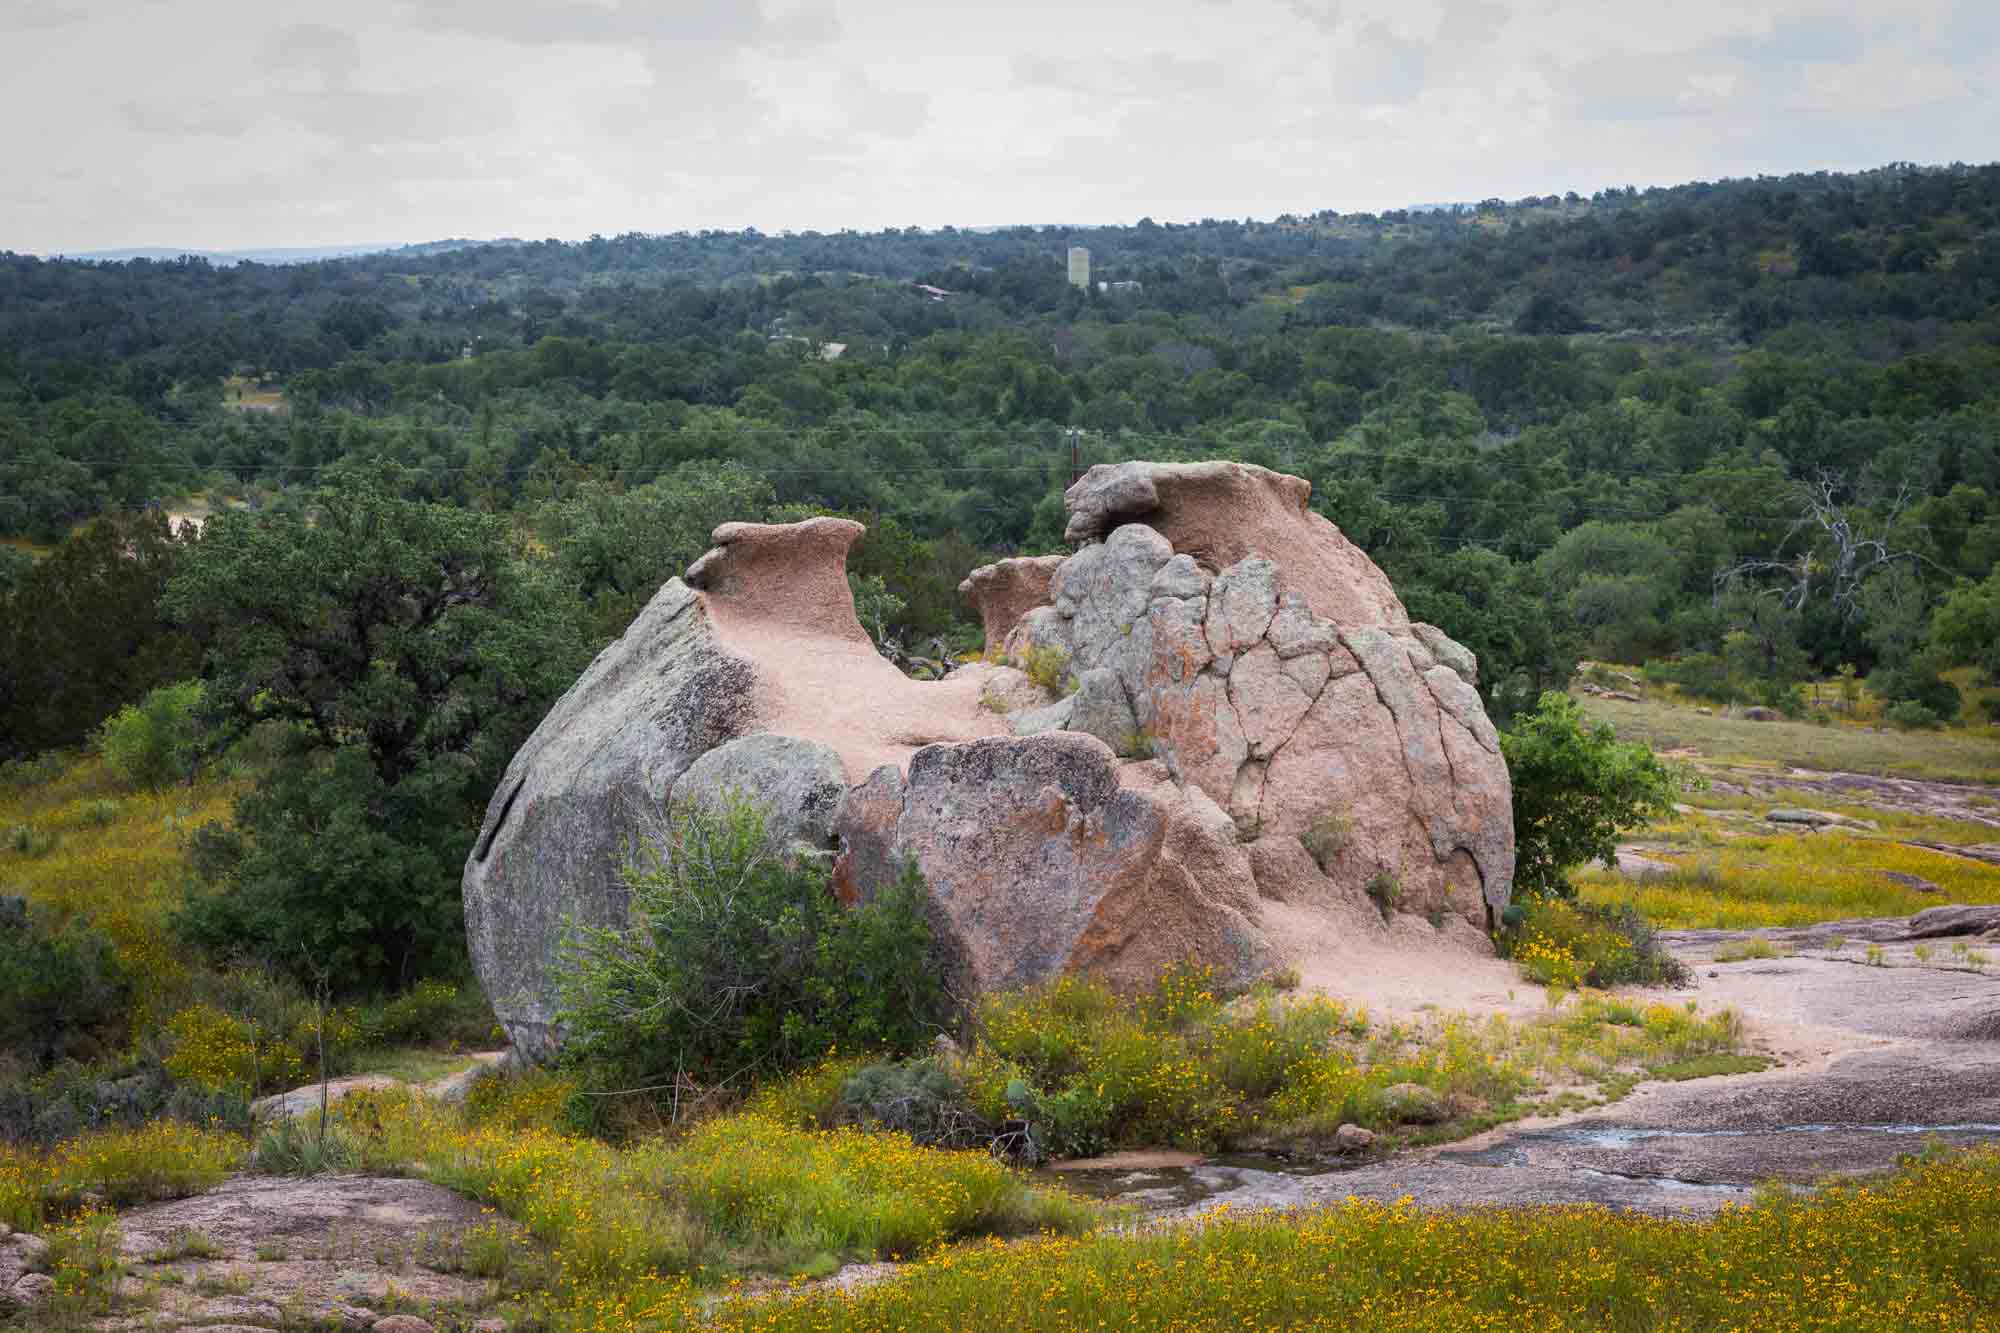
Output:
[
  {"xmin": 4, "ymin": 0, "xmax": 1997, "ymax": 252},
  {"xmin": 259, "ymin": 22, "xmax": 364, "ymax": 87},
  {"xmin": 406, "ymin": 1, "xmax": 839, "ymax": 61},
  {"xmin": 119, "ymin": 99, "xmax": 250, "ymax": 137},
  {"xmin": 839, "ymin": 71, "xmax": 932, "ymax": 139}
]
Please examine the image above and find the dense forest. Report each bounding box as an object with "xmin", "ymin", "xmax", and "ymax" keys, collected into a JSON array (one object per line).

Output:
[{"xmin": 6, "ymin": 161, "xmax": 2000, "ymax": 991}]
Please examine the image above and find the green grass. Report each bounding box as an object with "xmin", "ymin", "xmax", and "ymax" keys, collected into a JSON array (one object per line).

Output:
[
  {"xmin": 0, "ymin": 752, "xmax": 240, "ymax": 1028},
  {"xmin": 1577, "ymin": 693, "xmax": 2000, "ymax": 783},
  {"xmin": 696, "ymin": 1145, "xmax": 2000, "ymax": 1331},
  {"xmin": 347, "ymin": 1047, "xmax": 489, "ymax": 1084},
  {"xmin": 806, "ymin": 968, "xmax": 1758, "ymax": 1160},
  {"xmin": 260, "ymin": 1084, "xmax": 1094, "ymax": 1319},
  {"xmin": 1648, "ymin": 1053, "xmax": 1775, "ymax": 1080},
  {"xmin": 1714, "ymin": 937, "xmax": 1787, "ymax": 962}
]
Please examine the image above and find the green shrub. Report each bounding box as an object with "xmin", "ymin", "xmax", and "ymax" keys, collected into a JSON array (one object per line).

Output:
[
  {"xmin": 0, "ymin": 909, "xmax": 130, "ymax": 1069},
  {"xmin": 4, "ymin": 824, "xmax": 57, "ymax": 856},
  {"xmin": 835, "ymin": 1060, "xmax": 991, "ymax": 1149},
  {"xmin": 970, "ymin": 971, "xmax": 1239, "ymax": 1157},
  {"xmin": 79, "ymin": 798, "xmax": 122, "ymax": 826},
  {"xmin": 96, "ymin": 679, "xmax": 205, "ymax": 789},
  {"xmin": 1019, "ymin": 645, "xmax": 1073, "ymax": 695},
  {"xmin": 554, "ymin": 797, "xmax": 952, "ymax": 1099},
  {"xmin": 1503, "ymin": 692, "xmax": 1687, "ymax": 900},
  {"xmin": 1364, "ymin": 870, "xmax": 1402, "ymax": 919},
  {"xmin": 1643, "ymin": 654, "xmax": 1738, "ymax": 704},
  {"xmin": 0, "ymin": 753, "xmax": 66, "ymax": 790},
  {"xmin": 172, "ymin": 743, "xmax": 473, "ymax": 991},
  {"xmin": 1871, "ymin": 663, "xmax": 1961, "ymax": 724},
  {"xmin": 1299, "ymin": 806, "xmax": 1353, "ymax": 872},
  {"xmin": 1885, "ymin": 698, "xmax": 1943, "ymax": 730},
  {"xmin": 355, "ymin": 978, "xmax": 491, "ymax": 1049}
]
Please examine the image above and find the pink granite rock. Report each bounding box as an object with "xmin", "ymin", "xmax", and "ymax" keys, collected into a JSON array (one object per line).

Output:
[
  {"xmin": 469, "ymin": 461, "xmax": 1515, "ymax": 1061},
  {"xmin": 960, "ymin": 555, "xmax": 1066, "ymax": 657}
]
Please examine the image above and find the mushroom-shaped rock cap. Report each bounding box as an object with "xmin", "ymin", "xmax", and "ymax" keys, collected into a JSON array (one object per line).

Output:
[
  {"xmin": 686, "ymin": 516, "xmax": 871, "ymax": 643},
  {"xmin": 959, "ymin": 555, "xmax": 1066, "ymax": 657},
  {"xmin": 1064, "ymin": 460, "xmax": 1408, "ymax": 629}
]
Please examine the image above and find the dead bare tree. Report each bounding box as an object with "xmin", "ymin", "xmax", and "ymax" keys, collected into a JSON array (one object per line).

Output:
[{"xmin": 1714, "ymin": 472, "xmax": 1933, "ymax": 617}]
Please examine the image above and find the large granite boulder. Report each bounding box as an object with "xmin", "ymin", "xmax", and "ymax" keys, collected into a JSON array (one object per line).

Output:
[
  {"xmin": 967, "ymin": 461, "xmax": 1514, "ymax": 927},
  {"xmin": 466, "ymin": 462, "xmax": 1516, "ymax": 1061}
]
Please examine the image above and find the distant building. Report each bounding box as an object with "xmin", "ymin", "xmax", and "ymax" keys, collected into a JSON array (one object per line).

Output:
[
  {"xmin": 912, "ymin": 283, "xmax": 952, "ymax": 301},
  {"xmin": 1067, "ymin": 246, "xmax": 1090, "ymax": 289},
  {"xmin": 1097, "ymin": 279, "xmax": 1143, "ymax": 294}
]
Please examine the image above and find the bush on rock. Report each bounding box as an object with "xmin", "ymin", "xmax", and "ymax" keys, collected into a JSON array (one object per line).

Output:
[{"xmin": 553, "ymin": 797, "xmax": 951, "ymax": 1106}]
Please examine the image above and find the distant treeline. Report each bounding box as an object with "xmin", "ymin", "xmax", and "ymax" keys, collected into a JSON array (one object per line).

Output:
[{"xmin": 6, "ymin": 161, "xmax": 2000, "ymax": 744}]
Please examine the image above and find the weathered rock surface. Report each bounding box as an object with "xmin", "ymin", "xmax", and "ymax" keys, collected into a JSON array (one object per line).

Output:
[
  {"xmin": 464, "ymin": 517, "xmax": 1012, "ymax": 1058},
  {"xmin": 959, "ymin": 555, "xmax": 1065, "ymax": 656},
  {"xmin": 470, "ymin": 461, "xmax": 1516, "ymax": 1060},
  {"xmin": 109, "ymin": 1176, "xmax": 519, "ymax": 1330},
  {"xmin": 987, "ymin": 463, "xmax": 1514, "ymax": 926}
]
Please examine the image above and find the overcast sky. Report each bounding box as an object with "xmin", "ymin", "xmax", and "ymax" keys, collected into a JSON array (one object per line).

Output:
[{"xmin": 5, "ymin": 0, "xmax": 1995, "ymax": 254}]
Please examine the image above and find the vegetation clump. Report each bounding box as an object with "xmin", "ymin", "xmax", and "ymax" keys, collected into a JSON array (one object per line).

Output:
[
  {"xmin": 1018, "ymin": 645, "xmax": 1073, "ymax": 696},
  {"xmin": 554, "ymin": 798, "xmax": 952, "ymax": 1110},
  {"xmin": 754, "ymin": 965, "xmax": 1746, "ymax": 1161},
  {"xmin": 1503, "ymin": 691, "xmax": 1689, "ymax": 899},
  {"xmin": 1298, "ymin": 804, "xmax": 1353, "ymax": 872},
  {"xmin": 1500, "ymin": 897, "xmax": 1690, "ymax": 990},
  {"xmin": 95, "ymin": 680, "xmax": 204, "ymax": 790}
]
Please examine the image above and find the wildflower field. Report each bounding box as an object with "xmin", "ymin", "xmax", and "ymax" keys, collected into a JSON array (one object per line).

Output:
[
  {"xmin": 695, "ymin": 1144, "xmax": 2000, "ymax": 1332},
  {"xmin": 0, "ymin": 1120, "xmax": 245, "ymax": 1230},
  {"xmin": 1575, "ymin": 798, "xmax": 2000, "ymax": 930},
  {"xmin": 13, "ymin": 1084, "xmax": 2000, "ymax": 1331}
]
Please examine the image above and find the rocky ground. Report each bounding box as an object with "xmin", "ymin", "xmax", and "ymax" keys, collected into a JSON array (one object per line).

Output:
[
  {"xmin": 103, "ymin": 1176, "xmax": 522, "ymax": 1332},
  {"xmin": 9, "ymin": 909, "xmax": 1995, "ymax": 1326},
  {"xmin": 1061, "ymin": 911, "xmax": 2000, "ymax": 1220}
]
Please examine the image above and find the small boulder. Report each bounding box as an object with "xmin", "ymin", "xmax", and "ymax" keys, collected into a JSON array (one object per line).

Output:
[
  {"xmin": 670, "ymin": 733, "xmax": 848, "ymax": 854},
  {"xmin": 1767, "ymin": 807, "xmax": 1874, "ymax": 830},
  {"xmin": 1333, "ymin": 1123, "xmax": 1376, "ymax": 1152},
  {"xmin": 1150, "ymin": 554, "xmax": 1211, "ymax": 601},
  {"xmin": 1615, "ymin": 849, "xmax": 1674, "ymax": 878},
  {"xmin": 372, "ymin": 1317, "xmax": 438, "ymax": 1333},
  {"xmin": 1008, "ymin": 694, "xmax": 1076, "ymax": 737},
  {"xmin": 979, "ymin": 666, "xmax": 1054, "ymax": 713},
  {"xmin": 1903, "ymin": 904, "xmax": 2000, "ymax": 940},
  {"xmin": 1376, "ymin": 1082, "xmax": 1447, "ymax": 1124},
  {"xmin": 960, "ymin": 555, "xmax": 1066, "ymax": 656},
  {"xmin": 8, "ymin": 1273, "xmax": 56, "ymax": 1307},
  {"xmin": 6, "ymin": 1234, "xmax": 48, "ymax": 1266}
]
